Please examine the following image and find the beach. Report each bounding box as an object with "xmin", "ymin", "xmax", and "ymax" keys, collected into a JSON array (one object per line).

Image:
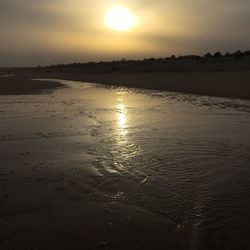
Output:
[
  {"xmin": 1, "ymin": 0, "xmax": 250, "ymax": 248},
  {"xmin": 1, "ymin": 78, "xmax": 250, "ymax": 249}
]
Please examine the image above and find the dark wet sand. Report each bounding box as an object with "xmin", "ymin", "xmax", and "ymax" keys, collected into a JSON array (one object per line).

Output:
[
  {"xmin": 0, "ymin": 83, "xmax": 190, "ymax": 250},
  {"xmin": 0, "ymin": 138, "xmax": 187, "ymax": 249},
  {"xmin": 0, "ymin": 76, "xmax": 64, "ymax": 95}
]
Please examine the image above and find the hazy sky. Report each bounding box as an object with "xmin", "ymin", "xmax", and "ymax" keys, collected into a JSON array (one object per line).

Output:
[{"xmin": 1, "ymin": 0, "xmax": 250, "ymax": 66}]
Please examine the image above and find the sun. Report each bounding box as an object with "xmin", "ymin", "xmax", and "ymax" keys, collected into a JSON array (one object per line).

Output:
[{"xmin": 106, "ymin": 6, "xmax": 136, "ymax": 31}]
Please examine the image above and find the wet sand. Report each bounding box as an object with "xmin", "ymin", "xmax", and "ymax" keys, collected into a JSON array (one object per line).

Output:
[
  {"xmin": 0, "ymin": 75, "xmax": 64, "ymax": 95},
  {"xmin": 1, "ymin": 77, "xmax": 250, "ymax": 249},
  {"xmin": 0, "ymin": 83, "xmax": 190, "ymax": 250}
]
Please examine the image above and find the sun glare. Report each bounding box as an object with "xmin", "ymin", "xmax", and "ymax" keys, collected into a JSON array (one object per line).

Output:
[{"xmin": 106, "ymin": 6, "xmax": 136, "ymax": 31}]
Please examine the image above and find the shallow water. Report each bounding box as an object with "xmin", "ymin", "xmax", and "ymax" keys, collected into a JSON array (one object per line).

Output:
[{"xmin": 1, "ymin": 79, "xmax": 250, "ymax": 249}]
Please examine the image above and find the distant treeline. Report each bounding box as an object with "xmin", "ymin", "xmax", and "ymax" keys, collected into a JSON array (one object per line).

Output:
[{"xmin": 35, "ymin": 50, "xmax": 250, "ymax": 73}]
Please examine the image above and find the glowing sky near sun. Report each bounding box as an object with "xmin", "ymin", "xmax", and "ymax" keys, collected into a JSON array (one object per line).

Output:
[
  {"xmin": 106, "ymin": 6, "xmax": 136, "ymax": 31},
  {"xmin": 0, "ymin": 0, "xmax": 250, "ymax": 66}
]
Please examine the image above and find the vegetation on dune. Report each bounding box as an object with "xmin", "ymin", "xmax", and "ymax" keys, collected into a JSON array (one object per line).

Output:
[{"xmin": 32, "ymin": 50, "xmax": 250, "ymax": 73}]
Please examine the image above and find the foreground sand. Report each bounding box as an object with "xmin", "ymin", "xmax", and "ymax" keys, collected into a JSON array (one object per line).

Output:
[{"xmin": 0, "ymin": 84, "xmax": 190, "ymax": 250}]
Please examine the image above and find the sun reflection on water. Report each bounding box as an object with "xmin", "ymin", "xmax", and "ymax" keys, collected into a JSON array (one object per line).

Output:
[
  {"xmin": 118, "ymin": 113, "xmax": 126, "ymax": 127},
  {"xmin": 112, "ymin": 92, "xmax": 141, "ymax": 163},
  {"xmin": 117, "ymin": 102, "xmax": 127, "ymax": 129}
]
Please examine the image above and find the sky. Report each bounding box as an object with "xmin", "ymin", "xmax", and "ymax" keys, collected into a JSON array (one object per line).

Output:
[{"xmin": 1, "ymin": 0, "xmax": 250, "ymax": 66}]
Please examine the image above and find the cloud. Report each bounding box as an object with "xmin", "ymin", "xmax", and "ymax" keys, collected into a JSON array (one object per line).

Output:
[{"xmin": 0, "ymin": 0, "xmax": 250, "ymax": 66}]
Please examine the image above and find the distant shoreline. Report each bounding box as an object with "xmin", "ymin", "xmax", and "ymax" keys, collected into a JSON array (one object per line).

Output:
[
  {"xmin": 22, "ymin": 70, "xmax": 250, "ymax": 100},
  {"xmin": 0, "ymin": 69, "xmax": 250, "ymax": 100}
]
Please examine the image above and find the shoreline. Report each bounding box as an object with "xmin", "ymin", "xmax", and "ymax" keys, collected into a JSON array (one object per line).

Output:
[
  {"xmin": 18, "ymin": 70, "xmax": 250, "ymax": 100},
  {"xmin": 1, "ymin": 70, "xmax": 250, "ymax": 100}
]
